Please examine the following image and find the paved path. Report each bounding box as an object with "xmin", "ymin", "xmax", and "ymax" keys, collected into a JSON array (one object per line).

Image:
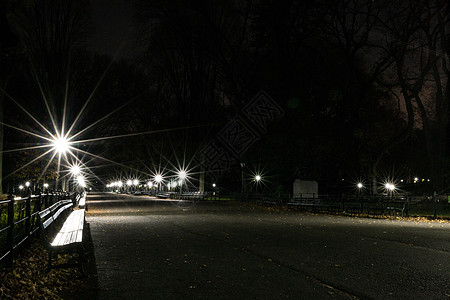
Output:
[{"xmin": 85, "ymin": 193, "xmax": 450, "ymax": 299}]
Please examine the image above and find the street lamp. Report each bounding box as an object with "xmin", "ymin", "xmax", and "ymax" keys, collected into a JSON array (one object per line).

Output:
[
  {"xmin": 154, "ymin": 174, "xmax": 163, "ymax": 191},
  {"xmin": 384, "ymin": 182, "xmax": 395, "ymax": 198},
  {"xmin": 70, "ymin": 165, "xmax": 81, "ymax": 176},
  {"xmin": 77, "ymin": 175, "xmax": 86, "ymax": 188},
  {"xmin": 133, "ymin": 179, "xmax": 139, "ymax": 193},
  {"xmin": 178, "ymin": 170, "xmax": 187, "ymax": 194},
  {"xmin": 254, "ymin": 174, "xmax": 262, "ymax": 193},
  {"xmin": 52, "ymin": 136, "xmax": 70, "ymax": 191},
  {"xmin": 240, "ymin": 163, "xmax": 245, "ymax": 192}
]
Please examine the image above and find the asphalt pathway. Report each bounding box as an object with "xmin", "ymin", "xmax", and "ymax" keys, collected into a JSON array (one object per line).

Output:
[{"xmin": 85, "ymin": 193, "xmax": 450, "ymax": 299}]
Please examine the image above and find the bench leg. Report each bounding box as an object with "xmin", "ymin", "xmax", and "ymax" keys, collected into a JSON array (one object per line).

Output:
[
  {"xmin": 78, "ymin": 248, "xmax": 88, "ymax": 277},
  {"xmin": 47, "ymin": 250, "xmax": 53, "ymax": 272}
]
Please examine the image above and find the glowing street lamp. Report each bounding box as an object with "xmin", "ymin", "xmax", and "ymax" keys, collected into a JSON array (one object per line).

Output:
[
  {"xmin": 178, "ymin": 170, "xmax": 187, "ymax": 194},
  {"xmin": 52, "ymin": 136, "xmax": 70, "ymax": 154},
  {"xmin": 384, "ymin": 182, "xmax": 396, "ymax": 198},
  {"xmin": 254, "ymin": 174, "xmax": 262, "ymax": 193},
  {"xmin": 25, "ymin": 181, "xmax": 30, "ymax": 188},
  {"xmin": 154, "ymin": 174, "xmax": 163, "ymax": 191},
  {"xmin": 77, "ymin": 175, "xmax": 86, "ymax": 188},
  {"xmin": 70, "ymin": 165, "xmax": 81, "ymax": 176},
  {"xmin": 178, "ymin": 170, "xmax": 187, "ymax": 180}
]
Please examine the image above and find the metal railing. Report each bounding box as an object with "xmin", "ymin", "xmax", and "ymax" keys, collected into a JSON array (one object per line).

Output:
[{"xmin": 0, "ymin": 190, "xmax": 71, "ymax": 268}]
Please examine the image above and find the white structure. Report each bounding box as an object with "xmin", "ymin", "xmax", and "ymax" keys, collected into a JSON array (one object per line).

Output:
[{"xmin": 293, "ymin": 179, "xmax": 318, "ymax": 198}]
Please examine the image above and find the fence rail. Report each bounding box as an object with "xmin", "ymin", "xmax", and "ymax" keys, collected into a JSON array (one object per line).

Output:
[
  {"xmin": 0, "ymin": 191, "xmax": 72, "ymax": 268},
  {"xmin": 234, "ymin": 192, "xmax": 450, "ymax": 218}
]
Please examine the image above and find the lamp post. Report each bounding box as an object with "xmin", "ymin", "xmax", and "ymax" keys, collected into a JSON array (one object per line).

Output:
[
  {"xmin": 154, "ymin": 174, "xmax": 162, "ymax": 192},
  {"xmin": 126, "ymin": 180, "xmax": 132, "ymax": 193},
  {"xmin": 178, "ymin": 170, "xmax": 187, "ymax": 195},
  {"xmin": 255, "ymin": 175, "xmax": 261, "ymax": 194},
  {"xmin": 52, "ymin": 136, "xmax": 69, "ymax": 191},
  {"xmin": 240, "ymin": 163, "xmax": 245, "ymax": 192},
  {"xmin": 133, "ymin": 179, "xmax": 139, "ymax": 193},
  {"xmin": 385, "ymin": 182, "xmax": 395, "ymax": 199}
]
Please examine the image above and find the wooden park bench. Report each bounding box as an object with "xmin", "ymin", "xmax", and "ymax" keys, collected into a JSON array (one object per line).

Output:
[
  {"xmin": 38, "ymin": 199, "xmax": 87, "ymax": 276},
  {"xmin": 287, "ymin": 197, "xmax": 321, "ymax": 211},
  {"xmin": 384, "ymin": 201, "xmax": 408, "ymax": 217},
  {"xmin": 180, "ymin": 192, "xmax": 207, "ymax": 201},
  {"xmin": 256, "ymin": 197, "xmax": 279, "ymax": 207}
]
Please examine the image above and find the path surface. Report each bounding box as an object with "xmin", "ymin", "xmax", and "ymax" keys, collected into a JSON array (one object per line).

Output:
[{"xmin": 85, "ymin": 193, "xmax": 450, "ymax": 299}]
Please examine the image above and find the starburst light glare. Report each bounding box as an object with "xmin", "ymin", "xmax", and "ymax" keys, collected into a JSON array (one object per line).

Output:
[
  {"xmin": 154, "ymin": 174, "xmax": 163, "ymax": 183},
  {"xmin": 126, "ymin": 180, "xmax": 132, "ymax": 186},
  {"xmin": 25, "ymin": 181, "xmax": 30, "ymax": 187},
  {"xmin": 70, "ymin": 165, "xmax": 81, "ymax": 176},
  {"xmin": 52, "ymin": 136, "xmax": 70, "ymax": 154},
  {"xmin": 133, "ymin": 179, "xmax": 139, "ymax": 186},
  {"xmin": 77, "ymin": 175, "xmax": 86, "ymax": 188},
  {"xmin": 384, "ymin": 183, "xmax": 395, "ymax": 191},
  {"xmin": 357, "ymin": 182, "xmax": 363, "ymax": 189},
  {"xmin": 147, "ymin": 181, "xmax": 153, "ymax": 188},
  {"xmin": 19, "ymin": 185, "xmax": 24, "ymax": 190},
  {"xmin": 255, "ymin": 175, "xmax": 262, "ymax": 182},
  {"xmin": 178, "ymin": 170, "xmax": 187, "ymax": 180}
]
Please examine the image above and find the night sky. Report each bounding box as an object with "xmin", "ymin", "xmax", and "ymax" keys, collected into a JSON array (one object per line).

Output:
[{"xmin": 89, "ymin": 0, "xmax": 136, "ymax": 58}]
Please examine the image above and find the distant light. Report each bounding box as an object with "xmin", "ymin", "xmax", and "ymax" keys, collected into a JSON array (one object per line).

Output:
[
  {"xmin": 25, "ymin": 181, "xmax": 30, "ymax": 187},
  {"xmin": 427, "ymin": 179, "xmax": 430, "ymax": 182},
  {"xmin": 212, "ymin": 183, "xmax": 216, "ymax": 188},
  {"xmin": 357, "ymin": 183, "xmax": 363, "ymax": 189},
  {"xmin": 70, "ymin": 165, "xmax": 81, "ymax": 176},
  {"xmin": 255, "ymin": 175, "xmax": 261, "ymax": 182},
  {"xmin": 52, "ymin": 136, "xmax": 69, "ymax": 154},
  {"xmin": 147, "ymin": 181, "xmax": 153, "ymax": 188},
  {"xmin": 43, "ymin": 183, "xmax": 49, "ymax": 188},
  {"xmin": 154, "ymin": 174, "xmax": 163, "ymax": 183},
  {"xmin": 385, "ymin": 183, "xmax": 395, "ymax": 191},
  {"xmin": 77, "ymin": 175, "xmax": 86, "ymax": 188},
  {"xmin": 133, "ymin": 179, "xmax": 139, "ymax": 186},
  {"xmin": 126, "ymin": 180, "xmax": 132, "ymax": 186},
  {"xmin": 414, "ymin": 177, "xmax": 419, "ymax": 181},
  {"xmin": 178, "ymin": 170, "xmax": 187, "ymax": 180},
  {"xmin": 400, "ymin": 179, "xmax": 404, "ymax": 182},
  {"xmin": 19, "ymin": 185, "xmax": 24, "ymax": 190}
]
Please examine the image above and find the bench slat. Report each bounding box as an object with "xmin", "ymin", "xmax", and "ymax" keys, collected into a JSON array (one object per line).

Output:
[{"xmin": 50, "ymin": 209, "xmax": 85, "ymax": 246}]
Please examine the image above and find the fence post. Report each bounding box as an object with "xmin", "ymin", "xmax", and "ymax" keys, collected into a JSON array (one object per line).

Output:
[
  {"xmin": 25, "ymin": 189, "xmax": 32, "ymax": 244},
  {"xmin": 6, "ymin": 193, "xmax": 15, "ymax": 268},
  {"xmin": 433, "ymin": 191, "xmax": 437, "ymax": 219}
]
